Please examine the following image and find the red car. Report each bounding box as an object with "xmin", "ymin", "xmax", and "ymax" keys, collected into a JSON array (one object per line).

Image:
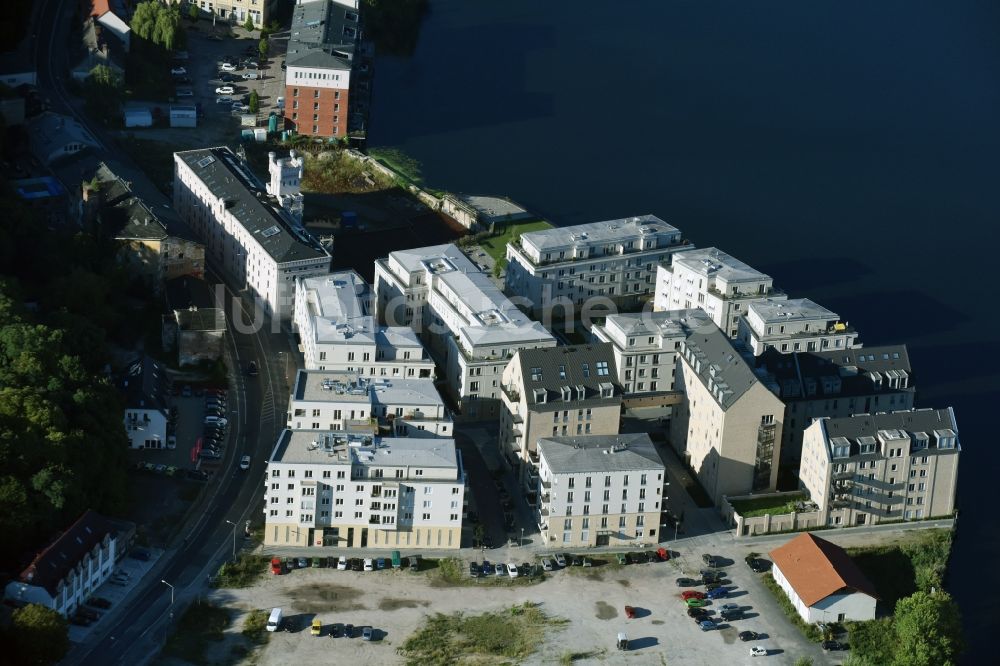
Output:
[
  {"xmin": 270, "ymin": 557, "xmax": 282, "ymax": 575},
  {"xmin": 681, "ymin": 590, "xmax": 706, "ymax": 600},
  {"xmin": 657, "ymin": 548, "xmax": 671, "ymax": 561},
  {"xmin": 625, "ymin": 605, "xmax": 636, "ymax": 619}
]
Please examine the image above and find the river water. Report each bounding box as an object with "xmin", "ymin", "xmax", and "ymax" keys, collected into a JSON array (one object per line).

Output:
[{"xmin": 369, "ymin": 1, "xmax": 1000, "ymax": 657}]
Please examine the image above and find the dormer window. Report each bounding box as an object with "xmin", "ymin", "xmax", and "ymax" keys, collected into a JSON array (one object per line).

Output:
[
  {"xmin": 533, "ymin": 388, "xmax": 546, "ymax": 404},
  {"xmin": 561, "ymin": 386, "xmax": 572, "ymax": 401}
]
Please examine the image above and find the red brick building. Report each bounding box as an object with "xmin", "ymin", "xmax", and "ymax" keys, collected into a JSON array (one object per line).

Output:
[{"xmin": 283, "ymin": 0, "xmax": 358, "ymax": 138}]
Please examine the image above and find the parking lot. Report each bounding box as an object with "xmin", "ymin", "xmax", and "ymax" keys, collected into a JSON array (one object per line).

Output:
[
  {"xmin": 66, "ymin": 548, "xmax": 161, "ymax": 643},
  {"xmin": 201, "ymin": 543, "xmax": 837, "ymax": 665}
]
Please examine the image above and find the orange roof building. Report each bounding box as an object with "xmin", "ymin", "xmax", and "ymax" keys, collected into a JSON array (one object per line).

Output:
[{"xmin": 769, "ymin": 532, "xmax": 878, "ymax": 623}]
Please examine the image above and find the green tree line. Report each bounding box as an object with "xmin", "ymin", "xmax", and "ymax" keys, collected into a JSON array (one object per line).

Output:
[{"xmin": 0, "ymin": 181, "xmax": 131, "ymax": 573}]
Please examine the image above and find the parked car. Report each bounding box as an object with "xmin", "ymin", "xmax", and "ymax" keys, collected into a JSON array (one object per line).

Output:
[
  {"xmin": 687, "ymin": 607, "xmax": 709, "ymax": 618},
  {"xmin": 822, "ymin": 641, "xmax": 846, "ymax": 651},
  {"xmin": 242, "ymin": 71, "xmax": 259, "ymax": 80},
  {"xmin": 719, "ymin": 603, "xmax": 740, "ymax": 612},
  {"xmin": 297, "ymin": 557, "xmax": 308, "ymax": 568},
  {"xmin": 572, "ymin": 555, "xmax": 583, "ymax": 567},
  {"xmin": 215, "ymin": 86, "xmax": 235, "ymax": 95},
  {"xmin": 681, "ymin": 591, "xmax": 706, "ymax": 600},
  {"xmin": 702, "ymin": 553, "xmax": 720, "ymax": 567},
  {"xmin": 676, "ymin": 577, "xmax": 699, "ymax": 587},
  {"xmin": 554, "ymin": 553, "xmax": 567, "ymax": 567},
  {"xmin": 699, "ymin": 620, "xmax": 717, "ymax": 631},
  {"xmin": 707, "ymin": 587, "xmax": 729, "ymax": 599},
  {"xmin": 750, "ymin": 646, "xmax": 768, "ymax": 656},
  {"xmin": 739, "ymin": 631, "xmax": 760, "ymax": 642},
  {"xmin": 363, "ymin": 558, "xmax": 374, "ymax": 571},
  {"xmin": 627, "ymin": 552, "xmax": 643, "ymax": 565},
  {"xmin": 220, "ymin": 63, "xmax": 237, "ymax": 72},
  {"xmin": 171, "ymin": 67, "xmax": 187, "ymax": 76},
  {"xmin": 685, "ymin": 598, "xmax": 708, "ymax": 607},
  {"xmin": 311, "ymin": 619, "xmax": 322, "ymax": 636},
  {"xmin": 506, "ymin": 562, "xmax": 519, "ymax": 578},
  {"xmin": 361, "ymin": 626, "xmax": 373, "ymax": 641},
  {"xmin": 232, "ymin": 103, "xmax": 250, "ymax": 113},
  {"xmin": 343, "ymin": 623, "xmax": 355, "ymax": 638},
  {"xmin": 351, "ymin": 558, "xmax": 363, "ymax": 571},
  {"xmin": 721, "ymin": 609, "xmax": 742, "ymax": 621},
  {"xmin": 480, "ymin": 561, "xmax": 492, "ymax": 576},
  {"xmin": 330, "ymin": 623, "xmax": 344, "ymax": 638},
  {"xmin": 199, "ymin": 450, "xmax": 221, "ymax": 460},
  {"xmin": 746, "ymin": 556, "xmax": 771, "ymax": 573},
  {"xmin": 175, "ymin": 88, "xmax": 193, "ymax": 98},
  {"xmin": 204, "ymin": 416, "xmax": 228, "ymax": 427},
  {"xmin": 494, "ymin": 563, "xmax": 505, "ymax": 576},
  {"xmin": 337, "ymin": 556, "xmax": 348, "ymax": 570},
  {"xmin": 219, "ymin": 73, "xmax": 237, "ymax": 82},
  {"xmin": 376, "ymin": 557, "xmax": 386, "ymax": 570},
  {"xmin": 469, "ymin": 561, "xmax": 479, "ymax": 578},
  {"xmin": 541, "ymin": 558, "xmax": 554, "ymax": 571},
  {"xmin": 240, "ymin": 455, "xmax": 251, "ymax": 470},
  {"xmin": 616, "ymin": 553, "xmax": 628, "ymax": 565},
  {"xmin": 271, "ymin": 557, "xmax": 282, "ymax": 574}
]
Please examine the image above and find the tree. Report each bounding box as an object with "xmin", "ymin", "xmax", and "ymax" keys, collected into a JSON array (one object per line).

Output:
[
  {"xmin": 9, "ymin": 604, "xmax": 69, "ymax": 665},
  {"xmin": 84, "ymin": 65, "xmax": 124, "ymax": 120},
  {"xmin": 891, "ymin": 591, "xmax": 963, "ymax": 666},
  {"xmin": 188, "ymin": 4, "xmax": 199, "ymax": 21},
  {"xmin": 258, "ymin": 37, "xmax": 269, "ymax": 59},
  {"xmin": 248, "ymin": 89, "xmax": 259, "ymax": 114},
  {"xmin": 243, "ymin": 15, "xmax": 255, "ymax": 32}
]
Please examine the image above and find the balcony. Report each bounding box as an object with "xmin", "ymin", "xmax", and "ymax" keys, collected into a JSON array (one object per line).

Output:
[
  {"xmin": 540, "ymin": 478, "xmax": 551, "ymax": 490},
  {"xmin": 832, "ymin": 469, "xmax": 854, "ymax": 480},
  {"xmin": 501, "ymin": 385, "xmax": 520, "ymax": 403}
]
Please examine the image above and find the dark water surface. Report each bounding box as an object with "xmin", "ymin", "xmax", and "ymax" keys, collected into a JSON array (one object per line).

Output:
[{"xmin": 370, "ymin": 1, "xmax": 1000, "ymax": 656}]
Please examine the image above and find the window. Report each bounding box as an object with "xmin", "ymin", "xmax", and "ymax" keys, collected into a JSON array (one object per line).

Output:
[
  {"xmin": 596, "ymin": 361, "xmax": 609, "ymax": 376},
  {"xmin": 530, "ymin": 367, "xmax": 542, "ymax": 381}
]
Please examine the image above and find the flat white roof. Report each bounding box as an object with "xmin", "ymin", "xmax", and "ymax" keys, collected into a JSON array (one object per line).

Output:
[
  {"xmin": 521, "ymin": 214, "xmax": 680, "ymax": 252},
  {"xmin": 272, "ymin": 429, "xmax": 458, "ymax": 469},
  {"xmin": 749, "ymin": 298, "xmax": 837, "ymax": 323},
  {"xmin": 672, "ymin": 247, "xmax": 770, "ymax": 283}
]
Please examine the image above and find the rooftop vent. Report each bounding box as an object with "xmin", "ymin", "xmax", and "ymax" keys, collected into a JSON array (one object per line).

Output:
[
  {"xmin": 196, "ymin": 155, "xmax": 215, "ymax": 168},
  {"xmin": 261, "ymin": 225, "xmax": 280, "ymax": 238}
]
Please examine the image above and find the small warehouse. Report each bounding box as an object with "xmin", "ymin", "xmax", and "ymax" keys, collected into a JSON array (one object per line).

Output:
[
  {"xmin": 123, "ymin": 108, "xmax": 152, "ymax": 128},
  {"xmin": 170, "ymin": 105, "xmax": 197, "ymax": 128}
]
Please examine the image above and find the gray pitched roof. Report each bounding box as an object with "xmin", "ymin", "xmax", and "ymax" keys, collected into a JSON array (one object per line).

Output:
[
  {"xmin": 121, "ymin": 356, "xmax": 169, "ymax": 412},
  {"xmin": 758, "ymin": 344, "xmax": 912, "ymax": 400},
  {"xmin": 515, "ymin": 343, "xmax": 621, "ymax": 404},
  {"xmin": 175, "ymin": 147, "xmax": 330, "ymax": 264},
  {"xmin": 680, "ymin": 325, "xmax": 759, "ymax": 408},
  {"xmin": 821, "ymin": 408, "xmax": 958, "ymax": 447},
  {"xmin": 286, "ymin": 0, "xmax": 357, "ymax": 71},
  {"xmin": 538, "ymin": 433, "xmax": 664, "ymax": 474}
]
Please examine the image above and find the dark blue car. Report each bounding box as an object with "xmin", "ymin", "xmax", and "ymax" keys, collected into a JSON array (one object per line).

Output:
[
  {"xmin": 481, "ymin": 561, "xmax": 492, "ymax": 576},
  {"xmin": 707, "ymin": 587, "xmax": 728, "ymax": 599}
]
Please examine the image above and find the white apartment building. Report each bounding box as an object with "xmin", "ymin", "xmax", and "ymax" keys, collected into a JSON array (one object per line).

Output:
[
  {"xmin": 294, "ymin": 271, "xmax": 435, "ymax": 378},
  {"xmin": 121, "ymin": 356, "xmax": 169, "ymax": 449},
  {"xmin": 263, "ymin": 429, "xmax": 466, "ymax": 549},
  {"xmin": 504, "ymin": 215, "xmax": 694, "ymax": 314},
  {"xmin": 174, "ymin": 147, "xmax": 331, "ymax": 322},
  {"xmin": 374, "ymin": 244, "xmax": 556, "ymax": 419},
  {"xmin": 536, "ymin": 434, "xmax": 666, "ymax": 548},
  {"xmin": 739, "ymin": 298, "xmax": 860, "ymax": 356},
  {"xmin": 4, "ymin": 511, "xmax": 130, "ymax": 617},
  {"xmin": 182, "ymin": 0, "xmax": 279, "ymax": 27},
  {"xmin": 653, "ymin": 247, "xmax": 785, "ymax": 338},
  {"xmin": 288, "ymin": 370, "xmax": 453, "ymax": 438},
  {"xmin": 800, "ymin": 408, "xmax": 960, "ymax": 527},
  {"xmin": 592, "ymin": 309, "xmax": 713, "ymax": 395},
  {"xmin": 670, "ymin": 324, "xmax": 785, "ymax": 504}
]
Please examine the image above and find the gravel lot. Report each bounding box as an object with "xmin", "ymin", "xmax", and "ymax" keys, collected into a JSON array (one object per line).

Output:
[{"xmin": 202, "ymin": 545, "xmax": 837, "ymax": 666}]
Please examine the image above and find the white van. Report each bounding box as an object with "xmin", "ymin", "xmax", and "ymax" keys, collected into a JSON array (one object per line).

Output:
[
  {"xmin": 266, "ymin": 607, "xmax": 283, "ymax": 632},
  {"xmin": 204, "ymin": 416, "xmax": 228, "ymax": 427}
]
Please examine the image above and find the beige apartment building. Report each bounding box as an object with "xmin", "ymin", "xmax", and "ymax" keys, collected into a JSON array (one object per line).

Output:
[
  {"xmin": 499, "ymin": 344, "xmax": 623, "ymax": 500},
  {"xmin": 536, "ymin": 434, "xmax": 666, "ymax": 548},
  {"xmin": 800, "ymin": 408, "xmax": 960, "ymax": 527},
  {"xmin": 670, "ymin": 323, "xmax": 785, "ymax": 504}
]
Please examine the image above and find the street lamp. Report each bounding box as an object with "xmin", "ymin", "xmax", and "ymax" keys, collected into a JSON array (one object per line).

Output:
[
  {"xmin": 520, "ymin": 528, "xmax": 524, "ymax": 548},
  {"xmin": 225, "ymin": 520, "xmax": 238, "ymax": 561},
  {"xmin": 161, "ymin": 579, "xmax": 175, "ymax": 618}
]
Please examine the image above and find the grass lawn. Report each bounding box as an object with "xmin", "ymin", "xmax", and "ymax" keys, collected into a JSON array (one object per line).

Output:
[
  {"xmin": 730, "ymin": 493, "xmax": 806, "ymax": 518},
  {"xmin": 241, "ymin": 609, "xmax": 271, "ymax": 645},
  {"xmin": 398, "ymin": 602, "xmax": 566, "ymax": 666},
  {"xmin": 163, "ymin": 601, "xmax": 231, "ymax": 662},
  {"xmin": 847, "ymin": 528, "xmax": 953, "ymax": 612},
  {"xmin": 479, "ymin": 219, "xmax": 554, "ymax": 264},
  {"xmin": 213, "ymin": 555, "xmax": 268, "ymax": 589}
]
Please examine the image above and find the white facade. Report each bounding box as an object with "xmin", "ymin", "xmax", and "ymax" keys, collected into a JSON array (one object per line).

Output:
[
  {"xmin": 739, "ymin": 298, "xmax": 860, "ymax": 356},
  {"xmin": 173, "ymin": 148, "xmax": 331, "ymax": 322},
  {"xmin": 504, "ymin": 215, "xmax": 693, "ymax": 313},
  {"xmin": 4, "ymin": 512, "xmax": 123, "ymax": 617},
  {"xmin": 266, "ymin": 150, "xmax": 304, "ymax": 225},
  {"xmin": 592, "ymin": 309, "xmax": 712, "ymax": 394},
  {"xmin": 286, "ymin": 66, "xmax": 351, "ymax": 91},
  {"xmin": 536, "ymin": 434, "xmax": 666, "ymax": 548},
  {"xmin": 288, "ymin": 370, "xmax": 452, "ymax": 438},
  {"xmin": 124, "ymin": 407, "xmax": 167, "ymax": 449},
  {"xmin": 374, "ymin": 244, "xmax": 556, "ymax": 419},
  {"xmin": 294, "ymin": 271, "xmax": 435, "ymax": 378},
  {"xmin": 263, "ymin": 429, "xmax": 466, "ymax": 549},
  {"xmin": 654, "ymin": 247, "xmax": 785, "ymax": 338},
  {"xmin": 772, "ymin": 560, "xmax": 877, "ymax": 623}
]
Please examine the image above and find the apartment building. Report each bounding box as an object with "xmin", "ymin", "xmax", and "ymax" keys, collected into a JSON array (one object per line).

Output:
[
  {"xmin": 263, "ymin": 429, "xmax": 466, "ymax": 549},
  {"xmin": 591, "ymin": 309, "xmax": 713, "ymax": 395},
  {"xmin": 288, "ymin": 370, "xmax": 453, "ymax": 438},
  {"xmin": 294, "ymin": 270, "xmax": 434, "ymax": 378},
  {"xmin": 670, "ymin": 323, "xmax": 785, "ymax": 504},
  {"xmin": 653, "ymin": 247, "xmax": 784, "ymax": 338},
  {"xmin": 182, "ymin": 0, "xmax": 279, "ymax": 27},
  {"xmin": 283, "ymin": 0, "xmax": 359, "ymax": 138},
  {"xmin": 536, "ymin": 434, "xmax": 665, "ymax": 548},
  {"xmin": 504, "ymin": 215, "xmax": 693, "ymax": 315},
  {"xmin": 757, "ymin": 345, "xmax": 915, "ymax": 465},
  {"xmin": 173, "ymin": 147, "xmax": 331, "ymax": 322},
  {"xmin": 499, "ymin": 344, "xmax": 623, "ymax": 497},
  {"xmin": 4, "ymin": 511, "xmax": 133, "ymax": 617},
  {"xmin": 374, "ymin": 244, "xmax": 556, "ymax": 419},
  {"xmin": 739, "ymin": 298, "xmax": 860, "ymax": 356},
  {"xmin": 121, "ymin": 356, "xmax": 169, "ymax": 449},
  {"xmin": 800, "ymin": 408, "xmax": 960, "ymax": 527}
]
